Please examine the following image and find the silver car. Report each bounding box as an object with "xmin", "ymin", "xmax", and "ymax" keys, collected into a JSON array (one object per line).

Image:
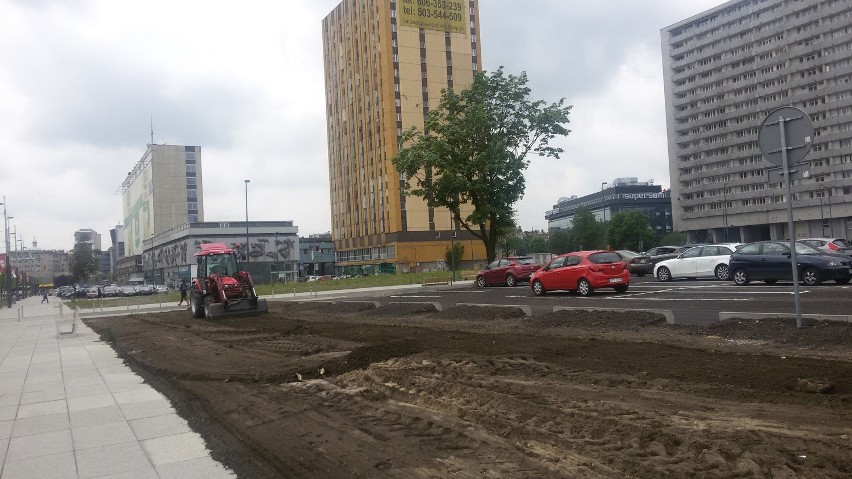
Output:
[{"xmin": 800, "ymin": 237, "xmax": 852, "ymax": 256}]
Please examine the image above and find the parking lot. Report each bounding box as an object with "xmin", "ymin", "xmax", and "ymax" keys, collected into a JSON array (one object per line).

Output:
[{"xmin": 374, "ymin": 275, "xmax": 852, "ymax": 325}]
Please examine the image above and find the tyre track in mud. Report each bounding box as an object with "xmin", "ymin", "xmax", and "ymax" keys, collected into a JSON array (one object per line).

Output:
[{"xmin": 84, "ymin": 304, "xmax": 852, "ymax": 478}]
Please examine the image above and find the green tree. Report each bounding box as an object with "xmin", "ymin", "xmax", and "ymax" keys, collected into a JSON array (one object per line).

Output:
[
  {"xmin": 572, "ymin": 207, "xmax": 604, "ymax": 250},
  {"xmin": 69, "ymin": 244, "xmax": 97, "ymax": 285},
  {"xmin": 548, "ymin": 228, "xmax": 575, "ymax": 254},
  {"xmin": 393, "ymin": 67, "xmax": 572, "ymax": 263},
  {"xmin": 444, "ymin": 242, "xmax": 465, "ymax": 271},
  {"xmin": 527, "ymin": 235, "xmax": 547, "ymax": 253},
  {"xmin": 658, "ymin": 231, "xmax": 687, "ymax": 247},
  {"xmin": 608, "ymin": 211, "xmax": 655, "ymax": 252}
]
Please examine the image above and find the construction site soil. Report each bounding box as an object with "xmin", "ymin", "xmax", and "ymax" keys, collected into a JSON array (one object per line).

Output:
[{"xmin": 84, "ymin": 301, "xmax": 852, "ymax": 478}]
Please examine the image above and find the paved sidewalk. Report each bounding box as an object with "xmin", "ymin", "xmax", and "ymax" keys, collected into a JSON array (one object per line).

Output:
[{"xmin": 0, "ymin": 296, "xmax": 235, "ymax": 478}]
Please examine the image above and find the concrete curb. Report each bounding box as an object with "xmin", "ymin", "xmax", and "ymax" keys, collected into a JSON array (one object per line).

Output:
[
  {"xmin": 456, "ymin": 302, "xmax": 532, "ymax": 317},
  {"xmin": 553, "ymin": 306, "xmax": 675, "ymax": 324},
  {"xmin": 719, "ymin": 312, "xmax": 852, "ymax": 323}
]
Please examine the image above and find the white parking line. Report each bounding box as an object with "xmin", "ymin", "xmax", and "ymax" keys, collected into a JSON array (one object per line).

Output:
[{"xmin": 391, "ymin": 295, "xmax": 442, "ymax": 298}]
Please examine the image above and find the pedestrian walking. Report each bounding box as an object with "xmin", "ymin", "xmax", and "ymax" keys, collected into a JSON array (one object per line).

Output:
[
  {"xmin": 41, "ymin": 289, "xmax": 49, "ymax": 304},
  {"xmin": 97, "ymin": 286, "xmax": 103, "ymax": 299},
  {"xmin": 178, "ymin": 280, "xmax": 188, "ymax": 306}
]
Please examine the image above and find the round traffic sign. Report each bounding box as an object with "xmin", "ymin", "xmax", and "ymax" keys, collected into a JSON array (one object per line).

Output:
[{"xmin": 758, "ymin": 106, "xmax": 814, "ymax": 167}]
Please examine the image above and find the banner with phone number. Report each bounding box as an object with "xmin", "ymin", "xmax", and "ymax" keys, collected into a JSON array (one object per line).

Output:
[{"xmin": 398, "ymin": 0, "xmax": 467, "ymax": 34}]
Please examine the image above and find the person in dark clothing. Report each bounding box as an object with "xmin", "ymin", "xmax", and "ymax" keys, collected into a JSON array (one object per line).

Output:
[
  {"xmin": 42, "ymin": 289, "xmax": 49, "ymax": 304},
  {"xmin": 97, "ymin": 286, "xmax": 103, "ymax": 299},
  {"xmin": 178, "ymin": 280, "xmax": 188, "ymax": 306}
]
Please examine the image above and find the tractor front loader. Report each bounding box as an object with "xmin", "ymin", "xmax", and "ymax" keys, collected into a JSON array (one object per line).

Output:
[{"xmin": 190, "ymin": 243, "xmax": 268, "ymax": 319}]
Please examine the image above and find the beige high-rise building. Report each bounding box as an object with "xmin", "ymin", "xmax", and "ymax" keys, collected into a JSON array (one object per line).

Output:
[
  {"xmin": 119, "ymin": 144, "xmax": 204, "ymax": 257},
  {"xmin": 322, "ymin": 0, "xmax": 486, "ymax": 274}
]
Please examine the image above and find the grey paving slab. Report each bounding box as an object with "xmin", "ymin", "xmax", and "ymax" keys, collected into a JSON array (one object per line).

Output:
[
  {"xmin": 0, "ymin": 393, "xmax": 20, "ymax": 407},
  {"xmin": 113, "ymin": 388, "xmax": 165, "ymax": 405},
  {"xmin": 68, "ymin": 392, "xmax": 118, "ymax": 412},
  {"xmin": 0, "ymin": 451, "xmax": 77, "ymax": 479},
  {"xmin": 16, "ymin": 399, "xmax": 67, "ymax": 419},
  {"xmin": 128, "ymin": 414, "xmax": 191, "ymax": 441},
  {"xmin": 0, "ymin": 437, "xmax": 6, "ymax": 472},
  {"xmin": 0, "ymin": 405, "xmax": 16, "ymax": 421},
  {"xmin": 6, "ymin": 429, "xmax": 73, "ymax": 461},
  {"xmin": 142, "ymin": 431, "xmax": 209, "ymax": 466},
  {"xmin": 0, "ymin": 419, "xmax": 12, "ymax": 439},
  {"xmin": 97, "ymin": 468, "xmax": 160, "ymax": 479},
  {"xmin": 20, "ymin": 388, "xmax": 66, "ymax": 405},
  {"xmin": 75, "ymin": 441, "xmax": 154, "ymax": 479},
  {"xmin": 119, "ymin": 399, "xmax": 174, "ymax": 421},
  {"xmin": 156, "ymin": 456, "xmax": 236, "ymax": 479},
  {"xmin": 11, "ymin": 412, "xmax": 69, "ymax": 438},
  {"xmin": 72, "ymin": 421, "xmax": 137, "ymax": 450},
  {"xmin": 69, "ymin": 405, "xmax": 126, "ymax": 429}
]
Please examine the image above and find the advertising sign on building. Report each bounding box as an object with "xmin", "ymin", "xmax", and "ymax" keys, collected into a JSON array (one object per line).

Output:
[{"xmin": 398, "ymin": 0, "xmax": 467, "ymax": 34}]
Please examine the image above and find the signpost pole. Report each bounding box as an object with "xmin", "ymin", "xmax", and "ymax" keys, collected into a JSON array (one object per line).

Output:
[{"xmin": 779, "ymin": 116, "xmax": 803, "ymax": 328}]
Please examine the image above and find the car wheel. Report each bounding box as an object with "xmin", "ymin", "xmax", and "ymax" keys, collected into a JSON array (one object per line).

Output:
[
  {"xmin": 532, "ymin": 280, "xmax": 546, "ymax": 296},
  {"xmin": 577, "ymin": 278, "xmax": 594, "ymax": 296},
  {"xmin": 764, "ymin": 279, "xmax": 777, "ymax": 285},
  {"xmin": 656, "ymin": 267, "xmax": 672, "ymax": 282},
  {"xmin": 802, "ymin": 267, "xmax": 822, "ymax": 286},
  {"xmin": 732, "ymin": 269, "xmax": 750, "ymax": 286},
  {"xmin": 835, "ymin": 277, "xmax": 851, "ymax": 285},
  {"xmin": 505, "ymin": 274, "xmax": 517, "ymax": 287},
  {"xmin": 715, "ymin": 264, "xmax": 730, "ymax": 281},
  {"xmin": 476, "ymin": 276, "xmax": 486, "ymax": 288},
  {"xmin": 614, "ymin": 284, "xmax": 629, "ymax": 293}
]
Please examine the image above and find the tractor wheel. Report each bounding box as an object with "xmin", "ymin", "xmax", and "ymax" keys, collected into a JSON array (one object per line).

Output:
[{"xmin": 190, "ymin": 291, "xmax": 205, "ymax": 319}]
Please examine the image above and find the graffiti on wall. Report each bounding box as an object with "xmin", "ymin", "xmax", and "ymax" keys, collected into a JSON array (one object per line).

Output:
[{"xmin": 145, "ymin": 236, "xmax": 298, "ymax": 269}]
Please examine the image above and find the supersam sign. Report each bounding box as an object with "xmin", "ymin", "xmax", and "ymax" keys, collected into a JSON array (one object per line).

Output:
[{"xmin": 398, "ymin": 0, "xmax": 467, "ymax": 34}]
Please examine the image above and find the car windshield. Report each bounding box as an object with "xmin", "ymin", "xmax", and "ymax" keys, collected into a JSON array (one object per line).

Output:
[
  {"xmin": 588, "ymin": 252, "xmax": 622, "ymax": 264},
  {"xmin": 617, "ymin": 250, "xmax": 637, "ymax": 258},
  {"xmin": 834, "ymin": 239, "xmax": 851, "ymax": 248}
]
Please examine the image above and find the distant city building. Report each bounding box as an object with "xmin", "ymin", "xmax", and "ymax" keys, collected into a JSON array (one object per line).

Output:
[
  {"xmin": 74, "ymin": 229, "xmax": 102, "ymax": 251},
  {"xmin": 119, "ymin": 144, "xmax": 204, "ymax": 258},
  {"xmin": 546, "ymin": 178, "xmax": 673, "ymax": 235},
  {"xmin": 131, "ymin": 221, "xmax": 299, "ymax": 286},
  {"xmin": 662, "ymin": 0, "xmax": 852, "ymax": 243},
  {"xmin": 299, "ymin": 233, "xmax": 334, "ymax": 277},
  {"xmin": 9, "ymin": 240, "xmax": 69, "ymax": 285},
  {"xmin": 109, "ymin": 224, "xmax": 125, "ymax": 279},
  {"xmin": 322, "ymin": 0, "xmax": 486, "ymax": 274}
]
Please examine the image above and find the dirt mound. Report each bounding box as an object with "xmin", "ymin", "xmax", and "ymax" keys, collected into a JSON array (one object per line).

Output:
[
  {"xmin": 437, "ymin": 304, "xmax": 527, "ymax": 320},
  {"xmin": 367, "ymin": 302, "xmax": 439, "ymax": 316},
  {"xmin": 699, "ymin": 317, "xmax": 852, "ymax": 347},
  {"xmin": 527, "ymin": 309, "xmax": 668, "ymax": 331}
]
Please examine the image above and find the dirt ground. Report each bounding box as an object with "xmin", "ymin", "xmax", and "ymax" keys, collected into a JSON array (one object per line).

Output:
[{"xmin": 84, "ymin": 301, "xmax": 852, "ymax": 478}]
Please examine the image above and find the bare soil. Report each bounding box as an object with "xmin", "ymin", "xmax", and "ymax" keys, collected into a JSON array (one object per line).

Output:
[{"xmin": 84, "ymin": 301, "xmax": 852, "ymax": 478}]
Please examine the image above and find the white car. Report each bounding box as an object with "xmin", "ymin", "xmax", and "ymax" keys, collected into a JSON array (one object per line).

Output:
[{"xmin": 654, "ymin": 243, "xmax": 742, "ymax": 281}]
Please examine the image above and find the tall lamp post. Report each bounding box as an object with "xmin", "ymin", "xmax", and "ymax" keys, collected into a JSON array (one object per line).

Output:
[
  {"xmin": 1, "ymin": 199, "xmax": 11, "ymax": 308},
  {"xmin": 244, "ymin": 179, "xmax": 250, "ymax": 263},
  {"xmin": 601, "ymin": 182, "xmax": 608, "ymax": 246},
  {"xmin": 722, "ymin": 183, "xmax": 729, "ymax": 242}
]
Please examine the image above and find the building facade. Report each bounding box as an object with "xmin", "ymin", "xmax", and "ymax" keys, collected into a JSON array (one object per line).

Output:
[
  {"xmin": 73, "ymin": 229, "xmax": 102, "ymax": 252},
  {"xmin": 119, "ymin": 144, "xmax": 204, "ymax": 258},
  {"xmin": 137, "ymin": 221, "xmax": 300, "ymax": 286},
  {"xmin": 299, "ymin": 234, "xmax": 335, "ymax": 277},
  {"xmin": 322, "ymin": 0, "xmax": 486, "ymax": 274},
  {"xmin": 546, "ymin": 178, "xmax": 673, "ymax": 239},
  {"xmin": 662, "ymin": 0, "xmax": 852, "ymax": 243},
  {"xmin": 8, "ymin": 241, "xmax": 69, "ymax": 286}
]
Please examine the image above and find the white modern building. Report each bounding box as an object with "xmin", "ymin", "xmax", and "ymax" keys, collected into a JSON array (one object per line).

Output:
[{"xmin": 662, "ymin": 0, "xmax": 852, "ymax": 242}]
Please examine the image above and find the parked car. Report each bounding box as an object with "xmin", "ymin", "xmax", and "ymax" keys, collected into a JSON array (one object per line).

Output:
[
  {"xmin": 529, "ymin": 250, "xmax": 630, "ymax": 296},
  {"xmin": 729, "ymin": 240, "xmax": 852, "ymax": 286},
  {"xmin": 476, "ymin": 256, "xmax": 541, "ymax": 287},
  {"xmin": 654, "ymin": 243, "xmax": 742, "ymax": 282},
  {"xmin": 615, "ymin": 250, "xmax": 653, "ymax": 276},
  {"xmin": 643, "ymin": 245, "xmax": 705, "ymax": 265},
  {"xmin": 800, "ymin": 237, "xmax": 852, "ymax": 256}
]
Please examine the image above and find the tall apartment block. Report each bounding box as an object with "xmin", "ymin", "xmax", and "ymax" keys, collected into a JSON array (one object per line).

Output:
[
  {"xmin": 119, "ymin": 144, "xmax": 204, "ymax": 257},
  {"xmin": 662, "ymin": 0, "xmax": 852, "ymax": 243},
  {"xmin": 322, "ymin": 0, "xmax": 486, "ymax": 274}
]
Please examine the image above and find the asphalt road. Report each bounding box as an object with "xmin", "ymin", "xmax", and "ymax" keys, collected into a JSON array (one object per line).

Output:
[{"xmin": 364, "ymin": 275, "xmax": 852, "ymax": 325}]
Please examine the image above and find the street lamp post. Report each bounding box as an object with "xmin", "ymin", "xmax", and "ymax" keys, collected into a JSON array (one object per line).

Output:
[
  {"xmin": 1, "ymin": 199, "xmax": 11, "ymax": 308},
  {"xmin": 449, "ymin": 211, "xmax": 456, "ymax": 283},
  {"xmin": 819, "ymin": 192, "xmax": 826, "ymax": 237},
  {"xmin": 723, "ymin": 183, "xmax": 729, "ymax": 242},
  {"xmin": 601, "ymin": 182, "xmax": 608, "ymax": 246},
  {"xmin": 244, "ymin": 179, "xmax": 250, "ymax": 263}
]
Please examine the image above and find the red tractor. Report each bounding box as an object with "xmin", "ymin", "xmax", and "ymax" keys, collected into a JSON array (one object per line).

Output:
[{"xmin": 190, "ymin": 243, "xmax": 268, "ymax": 319}]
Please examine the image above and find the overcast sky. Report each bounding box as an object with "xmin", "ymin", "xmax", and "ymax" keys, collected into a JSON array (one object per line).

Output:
[{"xmin": 0, "ymin": 0, "xmax": 723, "ymax": 252}]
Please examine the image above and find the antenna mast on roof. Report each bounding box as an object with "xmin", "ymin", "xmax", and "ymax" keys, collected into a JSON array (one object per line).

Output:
[{"xmin": 150, "ymin": 114, "xmax": 154, "ymax": 145}]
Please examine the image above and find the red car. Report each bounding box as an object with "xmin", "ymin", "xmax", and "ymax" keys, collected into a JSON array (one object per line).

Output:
[
  {"xmin": 476, "ymin": 256, "xmax": 541, "ymax": 287},
  {"xmin": 529, "ymin": 250, "xmax": 630, "ymax": 296}
]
